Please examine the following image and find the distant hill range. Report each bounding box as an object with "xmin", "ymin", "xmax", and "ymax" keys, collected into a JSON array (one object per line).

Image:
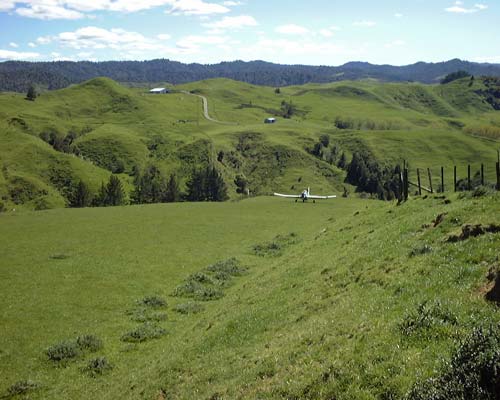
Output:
[{"xmin": 1, "ymin": 58, "xmax": 500, "ymax": 92}]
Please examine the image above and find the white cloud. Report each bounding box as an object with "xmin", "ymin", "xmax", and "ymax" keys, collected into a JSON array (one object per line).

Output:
[
  {"xmin": 0, "ymin": 49, "xmax": 40, "ymax": 60},
  {"xmin": 16, "ymin": 3, "xmax": 84, "ymax": 19},
  {"xmin": 176, "ymin": 34, "xmax": 227, "ymax": 51},
  {"xmin": 275, "ymin": 24, "xmax": 309, "ymax": 35},
  {"xmin": 40, "ymin": 26, "xmax": 178, "ymax": 56},
  {"xmin": 319, "ymin": 26, "xmax": 340, "ymax": 37},
  {"xmin": 167, "ymin": 0, "xmax": 229, "ymax": 15},
  {"xmin": 445, "ymin": 1, "xmax": 488, "ymax": 13},
  {"xmin": 353, "ymin": 20, "xmax": 376, "ymax": 27},
  {"xmin": 0, "ymin": 0, "xmax": 15, "ymax": 11},
  {"xmin": 394, "ymin": 13, "xmax": 403, "ymax": 18},
  {"xmin": 28, "ymin": 42, "xmax": 36, "ymax": 47},
  {"xmin": 472, "ymin": 55, "xmax": 500, "ymax": 63},
  {"xmin": 3, "ymin": 0, "xmax": 231, "ymax": 20},
  {"xmin": 222, "ymin": 1, "xmax": 242, "ymax": 5},
  {"xmin": 157, "ymin": 33, "xmax": 172, "ymax": 40},
  {"xmin": 9, "ymin": 42, "xmax": 18, "ymax": 48},
  {"xmin": 202, "ymin": 15, "xmax": 257, "ymax": 32}
]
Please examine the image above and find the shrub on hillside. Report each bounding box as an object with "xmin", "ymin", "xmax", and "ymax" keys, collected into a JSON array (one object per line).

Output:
[
  {"xmin": 173, "ymin": 302, "xmax": 204, "ymax": 314},
  {"xmin": 406, "ymin": 325, "xmax": 500, "ymax": 400},
  {"xmin": 82, "ymin": 357, "xmax": 113, "ymax": 377},
  {"xmin": 6, "ymin": 380, "xmax": 40, "ymax": 396},
  {"xmin": 76, "ymin": 335, "xmax": 103, "ymax": 352},
  {"xmin": 400, "ymin": 300, "xmax": 458, "ymax": 337},
  {"xmin": 120, "ymin": 322, "xmax": 166, "ymax": 343},
  {"xmin": 46, "ymin": 341, "xmax": 79, "ymax": 362},
  {"xmin": 137, "ymin": 295, "xmax": 167, "ymax": 308}
]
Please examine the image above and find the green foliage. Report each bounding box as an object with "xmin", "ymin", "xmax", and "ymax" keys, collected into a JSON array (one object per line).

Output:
[
  {"xmin": 173, "ymin": 302, "xmax": 204, "ymax": 315},
  {"xmin": 186, "ymin": 166, "xmax": 228, "ymax": 202},
  {"xmin": 75, "ymin": 335, "xmax": 103, "ymax": 352},
  {"xmin": 280, "ymin": 100, "xmax": 296, "ymax": 118},
  {"xmin": 137, "ymin": 295, "xmax": 167, "ymax": 308},
  {"xmin": 252, "ymin": 232, "xmax": 300, "ymax": 257},
  {"xmin": 346, "ymin": 152, "xmax": 402, "ymax": 200},
  {"xmin": 407, "ymin": 325, "xmax": 500, "ymax": 400},
  {"xmin": 82, "ymin": 357, "xmax": 113, "ymax": 378},
  {"xmin": 94, "ymin": 175, "xmax": 125, "ymax": 206},
  {"xmin": 400, "ymin": 300, "xmax": 458, "ymax": 337},
  {"xmin": 441, "ymin": 70, "xmax": 472, "ymax": 84},
  {"xmin": 6, "ymin": 380, "xmax": 40, "ymax": 397},
  {"xmin": 26, "ymin": 85, "xmax": 37, "ymax": 101},
  {"xmin": 69, "ymin": 180, "xmax": 93, "ymax": 208},
  {"xmin": 45, "ymin": 341, "xmax": 80, "ymax": 362},
  {"xmin": 131, "ymin": 165, "xmax": 172, "ymax": 204},
  {"xmin": 120, "ymin": 322, "xmax": 166, "ymax": 343}
]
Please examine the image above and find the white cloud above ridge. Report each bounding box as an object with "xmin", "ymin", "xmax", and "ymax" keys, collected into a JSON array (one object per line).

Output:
[
  {"xmin": 202, "ymin": 15, "xmax": 257, "ymax": 32},
  {"xmin": 275, "ymin": 24, "xmax": 309, "ymax": 35},
  {"xmin": 445, "ymin": 1, "xmax": 488, "ymax": 13},
  {"xmin": 1, "ymin": 0, "xmax": 233, "ymax": 20},
  {"xmin": 353, "ymin": 20, "xmax": 376, "ymax": 27},
  {"xmin": 0, "ymin": 49, "xmax": 40, "ymax": 60}
]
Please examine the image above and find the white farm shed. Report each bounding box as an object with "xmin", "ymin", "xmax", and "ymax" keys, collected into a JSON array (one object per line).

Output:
[
  {"xmin": 149, "ymin": 87, "xmax": 169, "ymax": 94},
  {"xmin": 264, "ymin": 117, "xmax": 276, "ymax": 124}
]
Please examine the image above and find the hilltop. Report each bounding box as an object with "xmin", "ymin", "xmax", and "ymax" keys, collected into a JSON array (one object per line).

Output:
[
  {"xmin": 2, "ymin": 58, "xmax": 500, "ymax": 92},
  {"xmin": 1, "ymin": 75, "xmax": 500, "ymax": 211}
]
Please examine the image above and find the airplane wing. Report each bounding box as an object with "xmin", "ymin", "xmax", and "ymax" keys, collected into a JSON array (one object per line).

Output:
[
  {"xmin": 274, "ymin": 193, "xmax": 301, "ymax": 198},
  {"xmin": 308, "ymin": 195, "xmax": 337, "ymax": 199}
]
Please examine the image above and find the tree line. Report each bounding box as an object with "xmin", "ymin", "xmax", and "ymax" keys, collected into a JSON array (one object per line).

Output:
[{"xmin": 69, "ymin": 165, "xmax": 228, "ymax": 208}]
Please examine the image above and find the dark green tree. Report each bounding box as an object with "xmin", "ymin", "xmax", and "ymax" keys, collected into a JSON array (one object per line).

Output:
[
  {"xmin": 26, "ymin": 85, "xmax": 37, "ymax": 101},
  {"xmin": 69, "ymin": 180, "xmax": 93, "ymax": 208},
  {"xmin": 234, "ymin": 174, "xmax": 248, "ymax": 194},
  {"xmin": 319, "ymin": 134, "xmax": 330, "ymax": 148},
  {"xmin": 165, "ymin": 174, "xmax": 180, "ymax": 202},
  {"xmin": 105, "ymin": 175, "xmax": 125, "ymax": 206},
  {"xmin": 441, "ymin": 70, "xmax": 471, "ymax": 84},
  {"xmin": 338, "ymin": 152, "xmax": 347, "ymax": 169}
]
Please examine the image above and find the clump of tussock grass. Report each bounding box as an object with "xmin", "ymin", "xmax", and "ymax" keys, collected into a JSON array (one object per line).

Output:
[
  {"xmin": 126, "ymin": 307, "xmax": 167, "ymax": 323},
  {"xmin": 45, "ymin": 334, "xmax": 103, "ymax": 362},
  {"xmin": 252, "ymin": 232, "xmax": 300, "ymax": 257},
  {"xmin": 400, "ymin": 300, "xmax": 458, "ymax": 337},
  {"xmin": 409, "ymin": 244, "xmax": 433, "ymax": 257},
  {"xmin": 82, "ymin": 357, "xmax": 113, "ymax": 377},
  {"xmin": 173, "ymin": 258, "xmax": 246, "ymax": 301},
  {"xmin": 407, "ymin": 325, "xmax": 500, "ymax": 399},
  {"xmin": 173, "ymin": 302, "xmax": 204, "ymax": 315},
  {"xmin": 5, "ymin": 380, "xmax": 41, "ymax": 397},
  {"xmin": 137, "ymin": 295, "xmax": 167, "ymax": 308},
  {"xmin": 120, "ymin": 322, "xmax": 166, "ymax": 343}
]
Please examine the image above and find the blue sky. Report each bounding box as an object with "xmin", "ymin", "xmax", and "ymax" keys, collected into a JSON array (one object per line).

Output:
[{"xmin": 0, "ymin": 0, "xmax": 498, "ymax": 65}]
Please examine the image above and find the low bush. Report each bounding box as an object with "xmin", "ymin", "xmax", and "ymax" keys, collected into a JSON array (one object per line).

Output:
[
  {"xmin": 407, "ymin": 325, "xmax": 500, "ymax": 399},
  {"xmin": 173, "ymin": 302, "xmax": 204, "ymax": 315},
  {"xmin": 46, "ymin": 341, "xmax": 79, "ymax": 362},
  {"xmin": 400, "ymin": 300, "xmax": 458, "ymax": 337},
  {"xmin": 82, "ymin": 357, "xmax": 113, "ymax": 377},
  {"xmin": 409, "ymin": 244, "xmax": 433, "ymax": 257},
  {"xmin": 206, "ymin": 258, "xmax": 247, "ymax": 277},
  {"xmin": 253, "ymin": 233, "xmax": 300, "ymax": 257},
  {"xmin": 121, "ymin": 322, "xmax": 166, "ymax": 343},
  {"xmin": 6, "ymin": 380, "xmax": 40, "ymax": 396},
  {"xmin": 127, "ymin": 307, "xmax": 167, "ymax": 322},
  {"xmin": 76, "ymin": 334, "xmax": 103, "ymax": 352},
  {"xmin": 137, "ymin": 295, "xmax": 167, "ymax": 308}
]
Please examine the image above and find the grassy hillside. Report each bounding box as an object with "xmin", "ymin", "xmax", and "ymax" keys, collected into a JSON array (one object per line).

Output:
[
  {"xmin": 1, "ymin": 76, "xmax": 499, "ymax": 210},
  {"xmin": 1, "ymin": 192, "xmax": 499, "ymax": 399}
]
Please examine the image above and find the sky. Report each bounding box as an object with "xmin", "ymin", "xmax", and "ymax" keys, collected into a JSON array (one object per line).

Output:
[{"xmin": 0, "ymin": 0, "xmax": 499, "ymax": 66}]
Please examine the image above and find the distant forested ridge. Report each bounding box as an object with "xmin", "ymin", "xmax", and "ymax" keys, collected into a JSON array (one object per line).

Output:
[{"xmin": 2, "ymin": 58, "xmax": 500, "ymax": 92}]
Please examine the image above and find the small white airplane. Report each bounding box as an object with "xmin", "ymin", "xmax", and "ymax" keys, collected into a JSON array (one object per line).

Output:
[{"xmin": 273, "ymin": 187, "xmax": 337, "ymax": 203}]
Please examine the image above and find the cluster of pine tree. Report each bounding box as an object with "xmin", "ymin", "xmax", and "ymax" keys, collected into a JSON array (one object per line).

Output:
[
  {"xmin": 346, "ymin": 152, "xmax": 402, "ymax": 200},
  {"xmin": 308, "ymin": 134, "xmax": 347, "ymax": 168},
  {"xmin": 131, "ymin": 165, "xmax": 180, "ymax": 204},
  {"xmin": 185, "ymin": 166, "xmax": 228, "ymax": 202},
  {"xmin": 69, "ymin": 175, "xmax": 126, "ymax": 208}
]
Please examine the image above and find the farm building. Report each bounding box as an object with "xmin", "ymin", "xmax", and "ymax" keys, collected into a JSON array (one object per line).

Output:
[
  {"xmin": 149, "ymin": 87, "xmax": 169, "ymax": 94},
  {"xmin": 264, "ymin": 117, "xmax": 276, "ymax": 124}
]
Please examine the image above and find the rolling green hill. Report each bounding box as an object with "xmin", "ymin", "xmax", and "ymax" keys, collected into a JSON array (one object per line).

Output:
[
  {"xmin": 1, "ymin": 76, "xmax": 499, "ymax": 211},
  {"xmin": 1, "ymin": 192, "xmax": 499, "ymax": 399}
]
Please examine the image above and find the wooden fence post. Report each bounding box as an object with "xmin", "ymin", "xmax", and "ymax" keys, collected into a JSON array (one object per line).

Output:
[
  {"xmin": 404, "ymin": 166, "xmax": 409, "ymax": 201},
  {"xmin": 496, "ymin": 162, "xmax": 500, "ymax": 191},
  {"xmin": 441, "ymin": 166, "xmax": 444, "ymax": 193},
  {"xmin": 481, "ymin": 164, "xmax": 484, "ymax": 186},
  {"xmin": 417, "ymin": 168, "xmax": 422, "ymax": 196},
  {"xmin": 468, "ymin": 165, "xmax": 471, "ymax": 191},
  {"xmin": 454, "ymin": 166, "xmax": 457, "ymax": 192},
  {"xmin": 427, "ymin": 168, "xmax": 433, "ymax": 194}
]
